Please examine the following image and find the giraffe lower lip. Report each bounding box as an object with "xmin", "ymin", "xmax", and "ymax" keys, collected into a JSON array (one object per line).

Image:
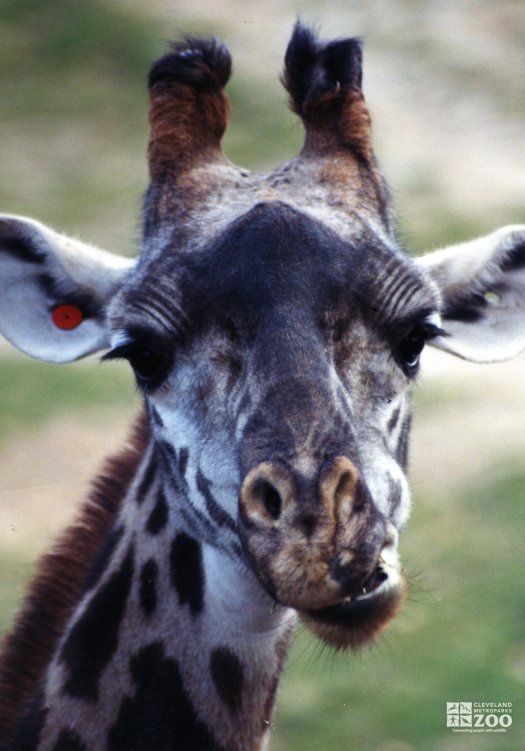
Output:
[{"xmin": 298, "ymin": 570, "xmax": 408, "ymax": 650}]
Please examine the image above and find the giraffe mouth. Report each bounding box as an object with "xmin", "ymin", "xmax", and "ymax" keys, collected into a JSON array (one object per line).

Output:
[
  {"xmin": 354, "ymin": 562, "xmax": 391, "ymax": 597},
  {"xmin": 298, "ymin": 548, "xmax": 408, "ymax": 650}
]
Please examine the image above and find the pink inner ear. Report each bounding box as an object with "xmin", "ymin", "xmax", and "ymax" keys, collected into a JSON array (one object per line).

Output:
[{"xmin": 51, "ymin": 304, "xmax": 84, "ymax": 330}]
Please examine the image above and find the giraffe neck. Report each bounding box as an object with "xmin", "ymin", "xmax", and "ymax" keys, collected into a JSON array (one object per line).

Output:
[{"xmin": 27, "ymin": 439, "xmax": 296, "ymax": 751}]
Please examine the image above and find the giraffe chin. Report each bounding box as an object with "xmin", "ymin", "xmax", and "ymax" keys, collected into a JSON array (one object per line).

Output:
[{"xmin": 299, "ymin": 573, "xmax": 408, "ymax": 651}]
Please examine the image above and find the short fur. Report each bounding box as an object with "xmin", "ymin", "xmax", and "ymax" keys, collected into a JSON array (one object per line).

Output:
[{"xmin": 148, "ymin": 37, "xmax": 231, "ymax": 179}]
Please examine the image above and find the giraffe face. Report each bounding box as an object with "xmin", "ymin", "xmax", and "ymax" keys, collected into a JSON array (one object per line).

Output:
[
  {"xmin": 1, "ymin": 27, "xmax": 525, "ymax": 677},
  {"xmin": 108, "ymin": 200, "xmax": 441, "ymax": 649}
]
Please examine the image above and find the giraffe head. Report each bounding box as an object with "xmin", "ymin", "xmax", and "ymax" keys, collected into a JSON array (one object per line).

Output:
[{"xmin": 1, "ymin": 24, "xmax": 524, "ymax": 651}]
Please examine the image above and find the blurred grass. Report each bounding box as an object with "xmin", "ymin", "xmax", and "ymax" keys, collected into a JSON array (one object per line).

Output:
[
  {"xmin": 0, "ymin": 0, "xmax": 155, "ymax": 109},
  {"xmin": 0, "ymin": 353, "xmax": 135, "ymax": 441},
  {"xmin": 224, "ymin": 76, "xmax": 302, "ymax": 171}
]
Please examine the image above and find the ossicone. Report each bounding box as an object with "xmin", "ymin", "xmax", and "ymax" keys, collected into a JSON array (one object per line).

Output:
[
  {"xmin": 147, "ymin": 37, "xmax": 232, "ymax": 180},
  {"xmin": 282, "ymin": 22, "xmax": 372, "ymax": 160},
  {"xmin": 148, "ymin": 37, "xmax": 232, "ymax": 93}
]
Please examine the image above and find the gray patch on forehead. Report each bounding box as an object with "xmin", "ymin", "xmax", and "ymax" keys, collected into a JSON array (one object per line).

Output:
[
  {"xmin": 135, "ymin": 205, "xmax": 433, "ymax": 363},
  {"xmin": 139, "ymin": 204, "xmax": 404, "ymax": 339}
]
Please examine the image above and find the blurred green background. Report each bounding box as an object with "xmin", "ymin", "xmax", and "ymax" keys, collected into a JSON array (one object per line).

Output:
[{"xmin": 0, "ymin": 1, "xmax": 524, "ymax": 750}]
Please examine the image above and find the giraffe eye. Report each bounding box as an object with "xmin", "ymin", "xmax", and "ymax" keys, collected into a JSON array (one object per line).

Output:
[
  {"xmin": 103, "ymin": 342, "xmax": 171, "ymax": 392},
  {"xmin": 398, "ymin": 328, "xmax": 426, "ymax": 373},
  {"xmin": 127, "ymin": 347, "xmax": 164, "ymax": 386},
  {"xmin": 396, "ymin": 319, "xmax": 447, "ymax": 376}
]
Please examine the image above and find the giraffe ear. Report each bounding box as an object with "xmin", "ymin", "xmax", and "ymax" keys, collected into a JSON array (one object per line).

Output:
[
  {"xmin": 0, "ymin": 214, "xmax": 135, "ymax": 363},
  {"xmin": 416, "ymin": 225, "xmax": 525, "ymax": 362}
]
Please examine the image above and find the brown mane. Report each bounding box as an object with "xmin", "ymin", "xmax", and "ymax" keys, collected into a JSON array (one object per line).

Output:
[{"xmin": 0, "ymin": 410, "xmax": 149, "ymax": 746}]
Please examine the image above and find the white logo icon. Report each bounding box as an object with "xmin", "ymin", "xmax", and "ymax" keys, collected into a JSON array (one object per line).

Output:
[{"xmin": 446, "ymin": 701, "xmax": 512, "ymax": 733}]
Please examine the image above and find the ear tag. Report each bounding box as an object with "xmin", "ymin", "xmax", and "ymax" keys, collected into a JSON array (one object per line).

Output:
[{"xmin": 51, "ymin": 304, "xmax": 84, "ymax": 330}]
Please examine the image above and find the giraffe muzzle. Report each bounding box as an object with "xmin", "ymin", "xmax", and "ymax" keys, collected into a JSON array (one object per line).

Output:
[{"xmin": 239, "ymin": 457, "xmax": 403, "ymax": 614}]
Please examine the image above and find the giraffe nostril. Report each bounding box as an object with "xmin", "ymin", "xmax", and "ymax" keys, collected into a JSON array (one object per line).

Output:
[
  {"xmin": 319, "ymin": 456, "xmax": 359, "ymax": 511},
  {"xmin": 335, "ymin": 470, "xmax": 353, "ymax": 502},
  {"xmin": 253, "ymin": 479, "xmax": 282, "ymax": 520},
  {"xmin": 240, "ymin": 462, "xmax": 294, "ymax": 526}
]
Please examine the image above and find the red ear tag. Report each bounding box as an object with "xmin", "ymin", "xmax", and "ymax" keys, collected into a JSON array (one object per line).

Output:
[{"xmin": 51, "ymin": 304, "xmax": 84, "ymax": 330}]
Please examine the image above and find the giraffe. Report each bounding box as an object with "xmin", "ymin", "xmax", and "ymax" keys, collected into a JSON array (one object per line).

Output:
[{"xmin": 0, "ymin": 23, "xmax": 524, "ymax": 751}]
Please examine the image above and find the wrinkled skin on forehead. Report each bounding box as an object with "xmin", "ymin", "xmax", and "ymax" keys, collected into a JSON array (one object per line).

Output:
[{"xmin": 109, "ymin": 200, "xmax": 439, "ymax": 647}]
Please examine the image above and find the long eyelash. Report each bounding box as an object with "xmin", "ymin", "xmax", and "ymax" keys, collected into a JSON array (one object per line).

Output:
[
  {"xmin": 101, "ymin": 344, "xmax": 136, "ymax": 363},
  {"xmin": 420, "ymin": 322, "xmax": 449, "ymax": 340}
]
